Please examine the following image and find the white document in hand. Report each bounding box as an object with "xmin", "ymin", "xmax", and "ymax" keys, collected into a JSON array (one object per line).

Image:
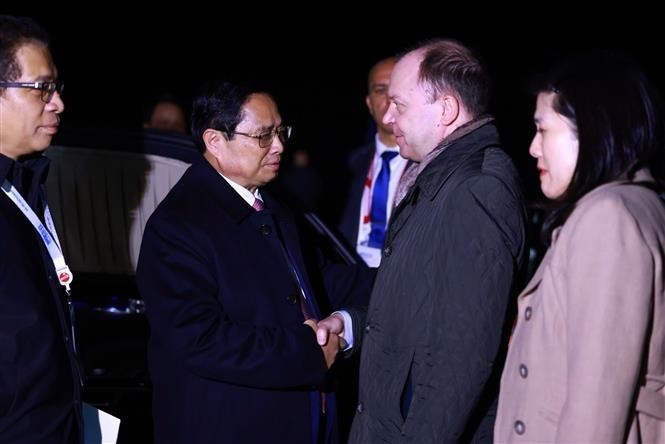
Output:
[{"xmin": 83, "ymin": 402, "xmax": 121, "ymax": 444}]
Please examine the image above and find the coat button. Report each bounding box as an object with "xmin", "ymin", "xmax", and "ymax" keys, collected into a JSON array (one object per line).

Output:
[
  {"xmin": 364, "ymin": 323, "xmax": 371, "ymax": 334},
  {"xmin": 286, "ymin": 294, "xmax": 297, "ymax": 305},
  {"xmin": 525, "ymin": 306, "xmax": 532, "ymax": 320},
  {"xmin": 356, "ymin": 402, "xmax": 364, "ymax": 413},
  {"xmin": 519, "ymin": 364, "xmax": 528, "ymax": 378},
  {"xmin": 383, "ymin": 246, "xmax": 392, "ymax": 257},
  {"xmin": 260, "ymin": 224, "xmax": 272, "ymax": 235},
  {"xmin": 514, "ymin": 420, "xmax": 525, "ymax": 435}
]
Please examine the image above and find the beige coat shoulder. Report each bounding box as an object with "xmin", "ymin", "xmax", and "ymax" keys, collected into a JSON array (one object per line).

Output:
[{"xmin": 495, "ymin": 177, "xmax": 665, "ymax": 443}]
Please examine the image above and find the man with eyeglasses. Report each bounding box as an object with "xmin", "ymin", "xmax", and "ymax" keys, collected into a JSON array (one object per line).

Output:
[
  {"xmin": 0, "ymin": 15, "xmax": 82, "ymax": 443},
  {"xmin": 137, "ymin": 79, "xmax": 373, "ymax": 443}
]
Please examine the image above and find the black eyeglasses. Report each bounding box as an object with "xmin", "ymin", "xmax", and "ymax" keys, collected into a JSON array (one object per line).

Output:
[
  {"xmin": 226, "ymin": 125, "xmax": 292, "ymax": 148},
  {"xmin": 0, "ymin": 80, "xmax": 64, "ymax": 103}
]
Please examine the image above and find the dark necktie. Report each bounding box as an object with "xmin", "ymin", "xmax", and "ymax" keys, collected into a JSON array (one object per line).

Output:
[
  {"xmin": 253, "ymin": 196, "xmax": 327, "ymax": 426},
  {"xmin": 368, "ymin": 151, "xmax": 398, "ymax": 248},
  {"xmin": 253, "ymin": 197, "xmax": 315, "ymax": 320}
]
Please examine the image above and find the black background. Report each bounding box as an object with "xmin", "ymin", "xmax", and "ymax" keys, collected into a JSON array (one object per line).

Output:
[
  {"xmin": 5, "ymin": 6, "xmax": 665, "ymax": 204},
  {"xmin": 3, "ymin": 7, "xmax": 664, "ymax": 441}
]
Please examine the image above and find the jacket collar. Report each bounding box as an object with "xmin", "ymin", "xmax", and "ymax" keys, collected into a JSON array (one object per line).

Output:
[
  {"xmin": 387, "ymin": 119, "xmax": 501, "ymax": 246},
  {"xmin": 0, "ymin": 152, "xmax": 51, "ymax": 211},
  {"xmin": 575, "ymin": 168, "xmax": 658, "ymax": 208},
  {"xmin": 193, "ymin": 158, "xmax": 283, "ymax": 224},
  {"xmin": 411, "ymin": 118, "xmax": 500, "ymax": 202},
  {"xmin": 0, "ymin": 153, "xmax": 12, "ymax": 182},
  {"xmin": 520, "ymin": 168, "xmax": 659, "ymax": 299}
]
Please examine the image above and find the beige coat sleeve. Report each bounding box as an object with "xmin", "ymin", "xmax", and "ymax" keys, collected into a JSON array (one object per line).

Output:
[{"xmin": 555, "ymin": 194, "xmax": 654, "ymax": 442}]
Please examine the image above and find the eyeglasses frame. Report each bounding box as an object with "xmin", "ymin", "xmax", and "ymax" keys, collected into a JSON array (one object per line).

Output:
[
  {"xmin": 0, "ymin": 80, "xmax": 64, "ymax": 103},
  {"xmin": 224, "ymin": 125, "xmax": 292, "ymax": 148}
]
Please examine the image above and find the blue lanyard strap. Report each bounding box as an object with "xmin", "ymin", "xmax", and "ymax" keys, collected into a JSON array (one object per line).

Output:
[{"xmin": 1, "ymin": 179, "xmax": 73, "ymax": 294}]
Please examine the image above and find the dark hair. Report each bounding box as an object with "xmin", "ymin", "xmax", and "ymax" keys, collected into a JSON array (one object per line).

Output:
[
  {"xmin": 536, "ymin": 51, "xmax": 665, "ymax": 244},
  {"xmin": 0, "ymin": 15, "xmax": 50, "ymax": 83},
  {"xmin": 412, "ymin": 38, "xmax": 491, "ymax": 117},
  {"xmin": 190, "ymin": 80, "xmax": 268, "ymax": 150}
]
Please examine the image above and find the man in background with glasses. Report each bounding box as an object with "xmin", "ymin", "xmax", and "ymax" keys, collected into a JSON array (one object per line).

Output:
[
  {"xmin": 0, "ymin": 15, "xmax": 82, "ymax": 443},
  {"xmin": 137, "ymin": 79, "xmax": 372, "ymax": 443}
]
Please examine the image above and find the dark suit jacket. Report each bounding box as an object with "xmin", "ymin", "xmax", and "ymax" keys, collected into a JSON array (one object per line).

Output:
[
  {"xmin": 339, "ymin": 143, "xmax": 374, "ymax": 246},
  {"xmin": 137, "ymin": 158, "xmax": 368, "ymax": 443},
  {"xmin": 0, "ymin": 154, "xmax": 82, "ymax": 443}
]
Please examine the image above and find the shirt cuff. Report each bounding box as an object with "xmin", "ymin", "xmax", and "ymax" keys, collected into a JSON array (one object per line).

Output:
[{"xmin": 333, "ymin": 310, "xmax": 354, "ymax": 351}]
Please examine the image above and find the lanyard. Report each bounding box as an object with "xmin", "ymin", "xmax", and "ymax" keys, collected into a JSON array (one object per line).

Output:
[
  {"xmin": 362, "ymin": 160, "xmax": 375, "ymax": 224},
  {"xmin": 1, "ymin": 179, "xmax": 73, "ymax": 294}
]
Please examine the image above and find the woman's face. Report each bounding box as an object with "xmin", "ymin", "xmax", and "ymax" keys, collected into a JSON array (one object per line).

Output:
[{"xmin": 529, "ymin": 92, "xmax": 579, "ymax": 199}]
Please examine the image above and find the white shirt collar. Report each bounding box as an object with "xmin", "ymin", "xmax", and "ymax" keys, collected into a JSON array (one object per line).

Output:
[
  {"xmin": 217, "ymin": 172, "xmax": 262, "ymax": 206},
  {"xmin": 374, "ymin": 134, "xmax": 400, "ymax": 158}
]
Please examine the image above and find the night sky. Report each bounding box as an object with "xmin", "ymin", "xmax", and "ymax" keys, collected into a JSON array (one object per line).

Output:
[{"xmin": 5, "ymin": 7, "xmax": 664, "ymax": 204}]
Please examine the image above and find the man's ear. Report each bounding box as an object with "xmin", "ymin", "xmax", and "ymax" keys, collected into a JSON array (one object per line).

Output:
[
  {"xmin": 203, "ymin": 128, "xmax": 226, "ymax": 157},
  {"xmin": 440, "ymin": 94, "xmax": 460, "ymax": 126}
]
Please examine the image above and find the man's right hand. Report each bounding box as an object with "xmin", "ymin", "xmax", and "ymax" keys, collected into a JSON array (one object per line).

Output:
[
  {"xmin": 315, "ymin": 314, "xmax": 346, "ymax": 348},
  {"xmin": 305, "ymin": 319, "xmax": 340, "ymax": 368}
]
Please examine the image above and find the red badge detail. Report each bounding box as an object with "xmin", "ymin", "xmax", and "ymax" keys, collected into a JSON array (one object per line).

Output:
[{"xmin": 59, "ymin": 272, "xmax": 71, "ymax": 283}]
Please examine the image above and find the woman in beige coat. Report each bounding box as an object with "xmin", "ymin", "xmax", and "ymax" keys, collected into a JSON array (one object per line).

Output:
[{"xmin": 494, "ymin": 52, "xmax": 665, "ymax": 443}]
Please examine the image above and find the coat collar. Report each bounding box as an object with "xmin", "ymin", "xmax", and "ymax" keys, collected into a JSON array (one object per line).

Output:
[
  {"xmin": 1, "ymin": 152, "xmax": 50, "ymax": 183},
  {"xmin": 0, "ymin": 152, "xmax": 51, "ymax": 211},
  {"xmin": 520, "ymin": 168, "xmax": 659, "ymax": 299},
  {"xmin": 0, "ymin": 153, "xmax": 12, "ymax": 182},
  {"xmin": 574, "ymin": 168, "xmax": 659, "ymax": 208},
  {"xmin": 418, "ymin": 119, "xmax": 498, "ymax": 200},
  {"xmin": 396, "ymin": 120, "xmax": 500, "ymax": 210},
  {"xmin": 191, "ymin": 158, "xmax": 286, "ymax": 224},
  {"xmin": 386, "ymin": 120, "xmax": 501, "ymax": 246},
  {"xmin": 191, "ymin": 158, "xmax": 256, "ymax": 223}
]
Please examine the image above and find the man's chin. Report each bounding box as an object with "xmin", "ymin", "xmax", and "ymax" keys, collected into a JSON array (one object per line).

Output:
[
  {"xmin": 260, "ymin": 171, "xmax": 279, "ymax": 185},
  {"xmin": 396, "ymin": 143, "xmax": 412, "ymax": 159},
  {"xmin": 35, "ymin": 140, "xmax": 52, "ymax": 152}
]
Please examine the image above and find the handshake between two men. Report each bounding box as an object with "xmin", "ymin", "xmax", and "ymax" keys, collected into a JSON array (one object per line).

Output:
[{"xmin": 304, "ymin": 314, "xmax": 347, "ymax": 369}]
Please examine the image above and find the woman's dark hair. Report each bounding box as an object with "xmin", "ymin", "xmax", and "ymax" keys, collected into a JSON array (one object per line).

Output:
[{"xmin": 534, "ymin": 51, "xmax": 664, "ymax": 245}]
